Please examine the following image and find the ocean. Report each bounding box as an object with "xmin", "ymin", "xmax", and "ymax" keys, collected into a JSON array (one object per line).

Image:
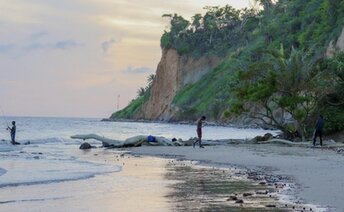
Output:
[{"xmin": 0, "ymin": 116, "xmax": 279, "ymax": 211}]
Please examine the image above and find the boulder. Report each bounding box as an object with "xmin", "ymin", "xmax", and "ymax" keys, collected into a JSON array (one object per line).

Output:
[
  {"xmin": 79, "ymin": 142, "xmax": 93, "ymax": 150},
  {"xmin": 227, "ymin": 196, "xmax": 238, "ymax": 201},
  {"xmin": 235, "ymin": 199, "xmax": 244, "ymax": 204},
  {"xmin": 243, "ymin": 193, "xmax": 253, "ymax": 197},
  {"xmin": 249, "ymin": 133, "xmax": 274, "ymax": 143}
]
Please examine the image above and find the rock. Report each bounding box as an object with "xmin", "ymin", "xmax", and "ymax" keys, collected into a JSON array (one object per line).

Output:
[
  {"xmin": 227, "ymin": 196, "xmax": 238, "ymax": 201},
  {"xmin": 256, "ymin": 190, "xmax": 268, "ymax": 195},
  {"xmin": 337, "ymin": 148, "xmax": 344, "ymax": 153},
  {"xmin": 266, "ymin": 204, "xmax": 276, "ymax": 208},
  {"xmin": 79, "ymin": 142, "xmax": 92, "ymax": 150},
  {"xmin": 235, "ymin": 199, "xmax": 244, "ymax": 204},
  {"xmin": 243, "ymin": 193, "xmax": 253, "ymax": 197},
  {"xmin": 249, "ymin": 133, "xmax": 275, "ymax": 143},
  {"xmin": 263, "ymin": 133, "xmax": 273, "ymax": 140}
]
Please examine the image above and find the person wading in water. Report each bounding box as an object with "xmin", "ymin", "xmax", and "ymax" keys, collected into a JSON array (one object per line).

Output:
[{"xmin": 7, "ymin": 121, "xmax": 19, "ymax": 145}]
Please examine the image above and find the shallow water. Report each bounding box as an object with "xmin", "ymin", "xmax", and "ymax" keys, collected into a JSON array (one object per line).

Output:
[{"xmin": 0, "ymin": 116, "xmax": 279, "ymax": 211}]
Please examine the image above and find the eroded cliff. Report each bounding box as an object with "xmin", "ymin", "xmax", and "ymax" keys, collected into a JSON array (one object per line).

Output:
[{"xmin": 133, "ymin": 49, "xmax": 221, "ymax": 121}]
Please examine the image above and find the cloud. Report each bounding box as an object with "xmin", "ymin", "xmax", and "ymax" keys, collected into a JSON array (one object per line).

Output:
[
  {"xmin": 29, "ymin": 31, "xmax": 49, "ymax": 40},
  {"xmin": 122, "ymin": 66, "xmax": 153, "ymax": 75},
  {"xmin": 54, "ymin": 40, "xmax": 84, "ymax": 49},
  {"xmin": 21, "ymin": 40, "xmax": 84, "ymax": 53},
  {"xmin": 0, "ymin": 43, "xmax": 15, "ymax": 53},
  {"xmin": 101, "ymin": 37, "xmax": 118, "ymax": 53},
  {"xmin": 24, "ymin": 43, "xmax": 45, "ymax": 51}
]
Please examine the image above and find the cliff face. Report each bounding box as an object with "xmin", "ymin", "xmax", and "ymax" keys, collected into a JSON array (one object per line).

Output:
[
  {"xmin": 336, "ymin": 27, "xmax": 344, "ymax": 51},
  {"xmin": 326, "ymin": 27, "xmax": 344, "ymax": 56},
  {"xmin": 134, "ymin": 49, "xmax": 221, "ymax": 120}
]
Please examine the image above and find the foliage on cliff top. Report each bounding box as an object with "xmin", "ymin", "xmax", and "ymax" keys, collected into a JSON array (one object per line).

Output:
[
  {"xmin": 171, "ymin": 0, "xmax": 344, "ymax": 136},
  {"xmin": 161, "ymin": 0, "xmax": 344, "ymax": 57}
]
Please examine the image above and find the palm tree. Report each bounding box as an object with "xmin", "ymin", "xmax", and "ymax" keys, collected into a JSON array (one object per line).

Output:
[
  {"xmin": 232, "ymin": 46, "xmax": 320, "ymax": 140},
  {"xmin": 137, "ymin": 87, "xmax": 145, "ymax": 97}
]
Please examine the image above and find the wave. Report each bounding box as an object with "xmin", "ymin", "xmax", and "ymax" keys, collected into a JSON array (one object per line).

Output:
[
  {"xmin": 0, "ymin": 160, "xmax": 121, "ymax": 188},
  {"xmin": 0, "ymin": 137, "xmax": 79, "ymax": 153},
  {"xmin": 0, "ymin": 145, "xmax": 122, "ymax": 189},
  {"xmin": 0, "ymin": 196, "xmax": 70, "ymax": 205},
  {"xmin": 0, "ymin": 143, "xmax": 23, "ymax": 153},
  {"xmin": 0, "ymin": 168, "xmax": 6, "ymax": 176},
  {"xmin": 0, "ymin": 171, "xmax": 112, "ymax": 188}
]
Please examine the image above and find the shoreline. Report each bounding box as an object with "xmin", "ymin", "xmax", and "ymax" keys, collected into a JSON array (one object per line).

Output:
[
  {"xmin": 124, "ymin": 144, "xmax": 344, "ymax": 211},
  {"xmin": 101, "ymin": 118, "xmax": 276, "ymax": 130}
]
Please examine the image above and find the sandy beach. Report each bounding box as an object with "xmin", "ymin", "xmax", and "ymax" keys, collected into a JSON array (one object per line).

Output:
[{"xmin": 126, "ymin": 144, "xmax": 344, "ymax": 211}]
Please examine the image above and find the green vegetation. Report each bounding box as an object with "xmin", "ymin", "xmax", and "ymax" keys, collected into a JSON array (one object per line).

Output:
[
  {"xmin": 110, "ymin": 96, "xmax": 144, "ymax": 119},
  {"xmin": 230, "ymin": 46, "xmax": 322, "ymax": 139},
  {"xmin": 110, "ymin": 74, "xmax": 155, "ymax": 119},
  {"xmin": 112, "ymin": 0, "xmax": 344, "ymax": 138},
  {"xmin": 161, "ymin": 6, "xmax": 256, "ymax": 57}
]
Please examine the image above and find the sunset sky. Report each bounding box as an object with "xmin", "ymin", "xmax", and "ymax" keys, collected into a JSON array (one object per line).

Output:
[{"xmin": 0, "ymin": 0, "xmax": 250, "ymax": 118}]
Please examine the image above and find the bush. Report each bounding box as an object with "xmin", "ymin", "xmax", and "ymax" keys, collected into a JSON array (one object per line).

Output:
[
  {"xmin": 322, "ymin": 107, "xmax": 344, "ymax": 134},
  {"xmin": 110, "ymin": 96, "xmax": 144, "ymax": 119}
]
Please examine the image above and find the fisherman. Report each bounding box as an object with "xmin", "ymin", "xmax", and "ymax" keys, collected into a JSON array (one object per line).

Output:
[
  {"xmin": 7, "ymin": 121, "xmax": 19, "ymax": 145},
  {"xmin": 193, "ymin": 116, "xmax": 206, "ymax": 148}
]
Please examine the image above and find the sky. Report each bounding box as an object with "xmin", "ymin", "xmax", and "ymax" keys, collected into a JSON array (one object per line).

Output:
[{"xmin": 0, "ymin": 0, "xmax": 250, "ymax": 118}]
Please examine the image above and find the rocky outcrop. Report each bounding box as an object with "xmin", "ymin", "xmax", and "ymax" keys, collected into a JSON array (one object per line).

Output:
[
  {"xmin": 336, "ymin": 27, "xmax": 344, "ymax": 51},
  {"xmin": 134, "ymin": 49, "xmax": 221, "ymax": 121},
  {"xmin": 326, "ymin": 27, "xmax": 344, "ymax": 57}
]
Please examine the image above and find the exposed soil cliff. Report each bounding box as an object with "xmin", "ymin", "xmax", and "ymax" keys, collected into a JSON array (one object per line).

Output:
[
  {"xmin": 326, "ymin": 27, "xmax": 344, "ymax": 56},
  {"xmin": 336, "ymin": 27, "xmax": 344, "ymax": 51},
  {"xmin": 134, "ymin": 49, "xmax": 221, "ymax": 121}
]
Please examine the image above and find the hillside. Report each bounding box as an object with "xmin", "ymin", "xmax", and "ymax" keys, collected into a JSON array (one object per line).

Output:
[{"xmin": 110, "ymin": 0, "xmax": 344, "ymax": 138}]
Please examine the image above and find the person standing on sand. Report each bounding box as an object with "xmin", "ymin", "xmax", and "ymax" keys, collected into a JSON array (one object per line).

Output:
[
  {"xmin": 313, "ymin": 115, "xmax": 325, "ymax": 146},
  {"xmin": 7, "ymin": 121, "xmax": 19, "ymax": 145},
  {"xmin": 193, "ymin": 116, "xmax": 206, "ymax": 148}
]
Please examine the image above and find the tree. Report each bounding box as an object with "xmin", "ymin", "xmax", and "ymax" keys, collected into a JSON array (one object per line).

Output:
[
  {"xmin": 145, "ymin": 74, "xmax": 155, "ymax": 91},
  {"xmin": 321, "ymin": 52, "xmax": 344, "ymax": 106},
  {"xmin": 230, "ymin": 46, "xmax": 321, "ymax": 140},
  {"xmin": 137, "ymin": 87, "xmax": 145, "ymax": 97},
  {"xmin": 191, "ymin": 13, "xmax": 202, "ymax": 32}
]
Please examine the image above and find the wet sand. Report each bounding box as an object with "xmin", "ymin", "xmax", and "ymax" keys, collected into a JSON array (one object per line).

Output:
[
  {"xmin": 94, "ymin": 150, "xmax": 293, "ymax": 211},
  {"xmin": 0, "ymin": 149, "xmax": 173, "ymax": 212},
  {"xmin": 128, "ymin": 144, "xmax": 344, "ymax": 211}
]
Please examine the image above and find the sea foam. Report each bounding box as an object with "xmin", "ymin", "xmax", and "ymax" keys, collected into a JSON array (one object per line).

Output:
[{"xmin": 0, "ymin": 158, "xmax": 121, "ymax": 188}]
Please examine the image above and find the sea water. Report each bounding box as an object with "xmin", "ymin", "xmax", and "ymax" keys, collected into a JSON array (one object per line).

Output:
[{"xmin": 0, "ymin": 116, "xmax": 278, "ymax": 211}]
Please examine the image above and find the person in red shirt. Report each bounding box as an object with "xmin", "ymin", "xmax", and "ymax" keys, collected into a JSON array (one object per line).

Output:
[{"xmin": 193, "ymin": 116, "xmax": 206, "ymax": 148}]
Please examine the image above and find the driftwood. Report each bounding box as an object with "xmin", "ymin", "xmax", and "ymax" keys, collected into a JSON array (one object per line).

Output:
[
  {"xmin": 70, "ymin": 134, "xmax": 223, "ymax": 148},
  {"xmin": 71, "ymin": 134, "xmax": 123, "ymax": 147},
  {"xmin": 71, "ymin": 134, "xmax": 177, "ymax": 148}
]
